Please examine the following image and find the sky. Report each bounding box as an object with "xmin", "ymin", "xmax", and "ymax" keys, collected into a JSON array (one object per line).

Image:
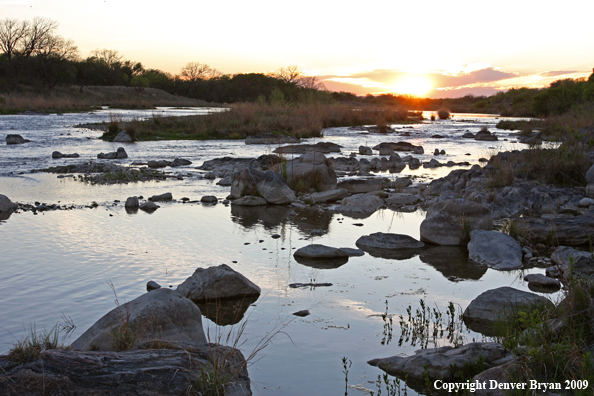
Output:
[{"xmin": 2, "ymin": 0, "xmax": 593, "ymax": 98}]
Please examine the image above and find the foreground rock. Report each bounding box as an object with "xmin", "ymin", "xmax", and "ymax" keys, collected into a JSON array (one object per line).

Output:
[
  {"xmin": 71, "ymin": 288, "xmax": 207, "ymax": 351},
  {"xmin": 462, "ymin": 287, "xmax": 554, "ymax": 335},
  {"xmin": 369, "ymin": 342, "xmax": 513, "ymax": 384},
  {"xmin": 356, "ymin": 232, "xmax": 424, "ymax": 259},
  {"xmin": 467, "ymin": 230, "xmax": 523, "ymax": 270},
  {"xmin": 420, "ymin": 200, "xmax": 493, "ymax": 245},
  {"xmin": 177, "ymin": 264, "xmax": 261, "ymax": 301},
  {"xmin": 550, "ymin": 246, "xmax": 594, "ymax": 279},
  {"xmin": 6, "ymin": 134, "xmax": 30, "ymax": 144},
  {"xmin": 230, "ymin": 168, "xmax": 295, "ymax": 204},
  {"xmin": 0, "ymin": 343, "xmax": 251, "ymax": 396}
]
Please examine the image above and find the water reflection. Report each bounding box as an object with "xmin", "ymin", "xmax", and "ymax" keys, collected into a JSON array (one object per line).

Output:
[
  {"xmin": 293, "ymin": 255, "xmax": 349, "ymax": 269},
  {"xmin": 419, "ymin": 245, "xmax": 488, "ymax": 281},
  {"xmin": 195, "ymin": 295, "xmax": 259, "ymax": 326},
  {"xmin": 230, "ymin": 204, "xmax": 293, "ymax": 229}
]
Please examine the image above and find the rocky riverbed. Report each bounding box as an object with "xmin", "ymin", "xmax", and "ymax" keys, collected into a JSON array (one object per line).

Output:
[{"xmin": 1, "ymin": 109, "xmax": 592, "ymax": 395}]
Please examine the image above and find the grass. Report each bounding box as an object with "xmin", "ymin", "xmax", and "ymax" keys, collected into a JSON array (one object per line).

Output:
[
  {"xmin": 102, "ymin": 102, "xmax": 421, "ymax": 141},
  {"xmin": 7, "ymin": 323, "xmax": 70, "ymax": 364}
]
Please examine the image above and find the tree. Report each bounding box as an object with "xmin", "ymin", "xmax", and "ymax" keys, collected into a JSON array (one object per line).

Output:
[
  {"xmin": 180, "ymin": 62, "xmax": 220, "ymax": 81},
  {"xmin": 0, "ymin": 18, "xmax": 28, "ymax": 60},
  {"xmin": 272, "ymin": 65, "xmax": 301, "ymax": 84},
  {"xmin": 20, "ymin": 17, "xmax": 59, "ymax": 58},
  {"xmin": 89, "ymin": 48, "xmax": 122, "ymax": 68}
]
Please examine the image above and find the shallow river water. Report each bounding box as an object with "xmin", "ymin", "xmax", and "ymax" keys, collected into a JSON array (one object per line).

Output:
[{"xmin": 0, "ymin": 109, "xmax": 557, "ymax": 395}]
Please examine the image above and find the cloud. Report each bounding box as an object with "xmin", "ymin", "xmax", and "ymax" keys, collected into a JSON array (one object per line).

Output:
[{"xmin": 539, "ymin": 71, "xmax": 577, "ymax": 77}]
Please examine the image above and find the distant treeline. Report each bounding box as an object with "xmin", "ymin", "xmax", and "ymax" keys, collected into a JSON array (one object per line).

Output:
[{"xmin": 2, "ymin": 17, "xmax": 594, "ymax": 117}]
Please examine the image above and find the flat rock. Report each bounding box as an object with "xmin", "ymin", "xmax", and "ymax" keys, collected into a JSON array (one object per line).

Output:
[
  {"xmin": 385, "ymin": 193, "xmax": 422, "ymax": 206},
  {"xmin": 273, "ymin": 141, "xmax": 342, "ymax": 154},
  {"xmin": 177, "ymin": 264, "xmax": 261, "ymax": 301},
  {"xmin": 149, "ymin": 192, "xmax": 173, "ymax": 202},
  {"xmin": 337, "ymin": 178, "xmax": 383, "ymax": 193},
  {"xmin": 462, "ymin": 287, "xmax": 554, "ymax": 335},
  {"xmin": 245, "ymin": 133, "xmax": 299, "ymax": 145},
  {"xmin": 308, "ymin": 188, "xmax": 349, "ymax": 203},
  {"xmin": 71, "ymin": 288, "xmax": 207, "ymax": 351},
  {"xmin": 293, "ymin": 244, "xmax": 348, "ymax": 259},
  {"xmin": 231, "ymin": 196, "xmax": 268, "ymax": 206},
  {"xmin": 524, "ymin": 273, "xmax": 561, "ymax": 289},
  {"xmin": 332, "ymin": 193, "xmax": 384, "ymax": 217},
  {"xmin": 356, "ymin": 232, "xmax": 424, "ymax": 260},
  {"xmin": 468, "ymin": 230, "xmax": 523, "ymax": 270},
  {"xmin": 139, "ymin": 201, "xmax": 159, "ymax": 212},
  {"xmin": 369, "ymin": 342, "xmax": 513, "ymax": 383},
  {"xmin": 518, "ymin": 214, "xmax": 594, "ymax": 246},
  {"xmin": 339, "ymin": 247, "xmax": 365, "ymax": 257}
]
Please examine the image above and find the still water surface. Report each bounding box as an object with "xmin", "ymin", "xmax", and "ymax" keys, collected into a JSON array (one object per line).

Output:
[{"xmin": 0, "ymin": 109, "xmax": 554, "ymax": 395}]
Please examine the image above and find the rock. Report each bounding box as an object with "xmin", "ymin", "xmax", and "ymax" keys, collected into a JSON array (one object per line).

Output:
[
  {"xmin": 337, "ymin": 178, "xmax": 383, "ymax": 193},
  {"xmin": 171, "ymin": 158, "xmax": 192, "ymax": 167},
  {"xmin": 518, "ymin": 214, "xmax": 594, "ymax": 246},
  {"xmin": 245, "ymin": 133, "xmax": 299, "ymax": 145},
  {"xmin": 6, "ymin": 134, "xmax": 30, "ymax": 144},
  {"xmin": 586, "ymin": 164, "xmax": 594, "ymax": 184},
  {"xmin": 97, "ymin": 147, "xmax": 127, "ymax": 159},
  {"xmin": 433, "ymin": 148, "xmax": 440, "ymax": 155},
  {"xmin": 217, "ymin": 175, "xmax": 233, "ymax": 186},
  {"xmin": 462, "ymin": 132, "xmax": 475, "ymax": 138},
  {"xmin": 332, "ymin": 193, "xmax": 384, "ymax": 217},
  {"xmin": 71, "ymin": 288, "xmax": 206, "ymax": 351},
  {"xmin": 578, "ymin": 197, "xmax": 594, "ymax": 207},
  {"xmin": 273, "ymin": 142, "xmax": 342, "ymax": 154},
  {"xmin": 474, "ymin": 129, "xmax": 498, "ymax": 141},
  {"xmin": 124, "ymin": 196, "xmax": 139, "ymax": 208},
  {"xmin": 139, "ymin": 201, "xmax": 159, "ymax": 212},
  {"xmin": 387, "ymin": 178, "xmax": 413, "ymax": 189},
  {"xmin": 462, "ymin": 287, "xmax": 554, "ymax": 335},
  {"xmin": 149, "ymin": 192, "xmax": 173, "ymax": 202},
  {"xmin": 420, "ymin": 200, "xmax": 493, "ymax": 246},
  {"xmin": 369, "ymin": 342, "xmax": 513, "ymax": 384},
  {"xmin": 230, "ymin": 168, "xmax": 296, "ymax": 204},
  {"xmin": 146, "ymin": 280, "xmax": 161, "ymax": 291},
  {"xmin": 356, "ymin": 232, "xmax": 424, "ymax": 259},
  {"xmin": 148, "ymin": 160, "xmax": 171, "ymax": 168},
  {"xmin": 308, "ymin": 188, "xmax": 349, "ymax": 203},
  {"xmin": 0, "ymin": 194, "xmax": 18, "ymax": 216},
  {"xmin": 372, "ymin": 142, "xmax": 422, "ymax": 153},
  {"xmin": 524, "ymin": 273, "xmax": 561, "ymax": 290},
  {"xmin": 113, "ymin": 130, "xmax": 135, "ymax": 142},
  {"xmin": 339, "ymin": 248, "xmax": 365, "ymax": 257},
  {"xmin": 293, "ymin": 244, "xmax": 349, "ymax": 259},
  {"xmin": 379, "ymin": 145, "xmax": 394, "ymax": 155},
  {"xmin": 467, "ymin": 230, "xmax": 523, "ymax": 270},
  {"xmin": 200, "ymin": 195, "xmax": 218, "ymax": 204},
  {"xmin": 551, "ymin": 246, "xmax": 594, "ymax": 278},
  {"xmin": 231, "ymin": 196, "xmax": 268, "ymax": 206},
  {"xmin": 292, "ymin": 310, "xmax": 310, "ymax": 317},
  {"xmin": 385, "ymin": 193, "xmax": 422, "ymax": 206},
  {"xmin": 472, "ymin": 360, "xmax": 519, "ymax": 396},
  {"xmin": 0, "ymin": 344, "xmax": 251, "ymax": 396},
  {"xmin": 52, "ymin": 151, "xmax": 79, "ymax": 159},
  {"xmin": 359, "ymin": 146, "xmax": 372, "ymax": 155},
  {"xmin": 274, "ymin": 152, "xmax": 337, "ymax": 192},
  {"xmin": 423, "ymin": 158, "xmax": 442, "ymax": 168},
  {"xmin": 177, "ymin": 264, "xmax": 261, "ymax": 301}
]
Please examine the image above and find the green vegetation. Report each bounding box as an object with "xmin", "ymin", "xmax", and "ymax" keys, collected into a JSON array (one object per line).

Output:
[
  {"xmin": 103, "ymin": 103, "xmax": 421, "ymax": 141},
  {"xmin": 7, "ymin": 323, "xmax": 69, "ymax": 364}
]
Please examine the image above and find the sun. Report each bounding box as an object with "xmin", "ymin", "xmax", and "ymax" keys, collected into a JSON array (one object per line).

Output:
[{"xmin": 390, "ymin": 74, "xmax": 433, "ymax": 97}]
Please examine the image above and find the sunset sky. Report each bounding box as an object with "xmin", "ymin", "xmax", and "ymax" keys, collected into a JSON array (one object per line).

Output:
[{"xmin": 3, "ymin": 0, "xmax": 593, "ymax": 98}]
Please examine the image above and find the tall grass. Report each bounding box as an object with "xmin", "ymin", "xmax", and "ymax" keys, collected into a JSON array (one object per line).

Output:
[
  {"xmin": 111, "ymin": 102, "xmax": 419, "ymax": 141},
  {"xmin": 7, "ymin": 324, "xmax": 68, "ymax": 364}
]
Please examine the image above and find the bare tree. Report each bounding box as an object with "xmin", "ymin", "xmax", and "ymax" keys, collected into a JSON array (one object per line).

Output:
[
  {"xmin": 297, "ymin": 75, "xmax": 326, "ymax": 90},
  {"xmin": 180, "ymin": 62, "xmax": 220, "ymax": 81},
  {"xmin": 21, "ymin": 17, "xmax": 59, "ymax": 58},
  {"xmin": 0, "ymin": 18, "xmax": 28, "ymax": 60},
  {"xmin": 89, "ymin": 48, "xmax": 122, "ymax": 68},
  {"xmin": 272, "ymin": 65, "xmax": 302, "ymax": 84}
]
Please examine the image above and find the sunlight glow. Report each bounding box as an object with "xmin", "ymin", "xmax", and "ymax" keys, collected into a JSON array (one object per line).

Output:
[{"xmin": 390, "ymin": 75, "xmax": 433, "ymax": 97}]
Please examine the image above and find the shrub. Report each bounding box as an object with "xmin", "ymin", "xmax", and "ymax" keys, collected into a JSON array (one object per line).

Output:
[{"xmin": 437, "ymin": 108, "xmax": 450, "ymax": 120}]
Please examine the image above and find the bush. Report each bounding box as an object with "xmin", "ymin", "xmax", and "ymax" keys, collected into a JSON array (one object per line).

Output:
[{"xmin": 437, "ymin": 108, "xmax": 450, "ymax": 120}]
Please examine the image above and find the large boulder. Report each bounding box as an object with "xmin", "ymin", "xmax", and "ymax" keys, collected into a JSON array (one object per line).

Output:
[
  {"xmin": 0, "ymin": 194, "xmax": 17, "ymax": 215},
  {"xmin": 359, "ymin": 146, "xmax": 372, "ymax": 155},
  {"xmin": 230, "ymin": 168, "xmax": 296, "ymax": 204},
  {"xmin": 337, "ymin": 178, "xmax": 383, "ymax": 193},
  {"xmin": 177, "ymin": 264, "xmax": 261, "ymax": 302},
  {"xmin": 420, "ymin": 200, "xmax": 493, "ymax": 246},
  {"xmin": 332, "ymin": 193, "xmax": 384, "ymax": 217},
  {"xmin": 462, "ymin": 287, "xmax": 554, "ymax": 335},
  {"xmin": 369, "ymin": 342, "xmax": 513, "ymax": 384},
  {"xmin": 6, "ymin": 134, "xmax": 30, "ymax": 144},
  {"xmin": 467, "ymin": 230, "xmax": 523, "ymax": 270},
  {"xmin": 518, "ymin": 214, "xmax": 594, "ymax": 246},
  {"xmin": 0, "ymin": 343, "xmax": 251, "ymax": 396},
  {"xmin": 71, "ymin": 288, "xmax": 207, "ymax": 351},
  {"xmin": 274, "ymin": 152, "xmax": 337, "ymax": 192}
]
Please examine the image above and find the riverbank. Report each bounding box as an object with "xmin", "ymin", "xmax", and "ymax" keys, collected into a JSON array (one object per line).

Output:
[{"xmin": 0, "ymin": 85, "xmax": 215, "ymax": 114}]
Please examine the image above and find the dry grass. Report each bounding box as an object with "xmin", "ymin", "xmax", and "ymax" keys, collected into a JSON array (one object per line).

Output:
[
  {"xmin": 0, "ymin": 85, "xmax": 212, "ymax": 114},
  {"xmin": 113, "ymin": 102, "xmax": 419, "ymax": 141}
]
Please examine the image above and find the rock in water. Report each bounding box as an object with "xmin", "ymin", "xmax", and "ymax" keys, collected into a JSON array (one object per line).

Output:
[
  {"xmin": 6, "ymin": 134, "xmax": 30, "ymax": 144},
  {"xmin": 70, "ymin": 288, "xmax": 207, "ymax": 351},
  {"xmin": 293, "ymin": 244, "xmax": 349, "ymax": 259},
  {"xmin": 467, "ymin": 230, "xmax": 523, "ymax": 270},
  {"xmin": 177, "ymin": 264, "xmax": 261, "ymax": 301}
]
